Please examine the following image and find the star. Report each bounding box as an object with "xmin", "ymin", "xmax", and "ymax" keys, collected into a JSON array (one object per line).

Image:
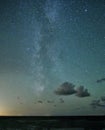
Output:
[{"xmin": 84, "ymin": 9, "xmax": 88, "ymax": 12}]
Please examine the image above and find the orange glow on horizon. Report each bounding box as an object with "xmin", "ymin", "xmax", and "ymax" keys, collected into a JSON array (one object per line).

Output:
[
  {"xmin": 0, "ymin": 110, "xmax": 9, "ymax": 116},
  {"xmin": 0, "ymin": 111, "xmax": 23, "ymax": 116},
  {"xmin": 0, "ymin": 108, "xmax": 17, "ymax": 116}
]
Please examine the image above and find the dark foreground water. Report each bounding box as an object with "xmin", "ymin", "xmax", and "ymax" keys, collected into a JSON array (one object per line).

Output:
[{"xmin": 0, "ymin": 116, "xmax": 105, "ymax": 130}]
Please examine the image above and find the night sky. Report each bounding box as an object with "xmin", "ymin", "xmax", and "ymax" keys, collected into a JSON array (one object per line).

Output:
[{"xmin": 0, "ymin": 0, "xmax": 105, "ymax": 116}]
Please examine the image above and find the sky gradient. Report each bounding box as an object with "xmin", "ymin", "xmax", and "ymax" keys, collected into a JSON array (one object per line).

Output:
[{"xmin": 0, "ymin": 0, "xmax": 105, "ymax": 116}]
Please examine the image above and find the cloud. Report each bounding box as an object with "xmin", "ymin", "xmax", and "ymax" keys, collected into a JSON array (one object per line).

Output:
[
  {"xmin": 37, "ymin": 100, "xmax": 43, "ymax": 103},
  {"xmin": 90, "ymin": 99, "xmax": 100, "ymax": 108},
  {"xmin": 90, "ymin": 100, "xmax": 100, "ymax": 105},
  {"xmin": 54, "ymin": 82, "xmax": 76, "ymax": 95},
  {"xmin": 75, "ymin": 86, "xmax": 90, "ymax": 97},
  {"xmin": 90, "ymin": 98, "xmax": 105, "ymax": 109},
  {"xmin": 47, "ymin": 100, "xmax": 54, "ymax": 103},
  {"xmin": 96, "ymin": 78, "xmax": 105, "ymax": 83},
  {"xmin": 59, "ymin": 98, "xmax": 64, "ymax": 103},
  {"xmin": 101, "ymin": 96, "xmax": 105, "ymax": 102}
]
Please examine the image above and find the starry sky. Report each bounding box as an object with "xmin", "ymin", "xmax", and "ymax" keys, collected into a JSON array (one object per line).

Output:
[{"xmin": 0, "ymin": 0, "xmax": 105, "ymax": 116}]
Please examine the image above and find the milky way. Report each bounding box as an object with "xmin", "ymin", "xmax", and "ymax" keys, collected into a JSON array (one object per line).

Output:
[{"xmin": 0, "ymin": 0, "xmax": 105, "ymax": 115}]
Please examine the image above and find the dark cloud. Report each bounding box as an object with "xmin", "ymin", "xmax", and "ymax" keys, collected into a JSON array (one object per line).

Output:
[
  {"xmin": 91, "ymin": 100, "xmax": 100, "ymax": 105},
  {"xmin": 38, "ymin": 100, "xmax": 43, "ymax": 103},
  {"xmin": 90, "ymin": 99, "xmax": 105, "ymax": 109},
  {"xmin": 75, "ymin": 86, "xmax": 90, "ymax": 97},
  {"xmin": 54, "ymin": 82, "xmax": 76, "ymax": 95},
  {"xmin": 96, "ymin": 79, "xmax": 102, "ymax": 83},
  {"xmin": 17, "ymin": 96, "xmax": 20, "ymax": 100},
  {"xmin": 90, "ymin": 100, "xmax": 100, "ymax": 108},
  {"xmin": 101, "ymin": 96, "xmax": 105, "ymax": 102},
  {"xmin": 96, "ymin": 78, "xmax": 105, "ymax": 83},
  {"xmin": 16, "ymin": 96, "xmax": 24, "ymax": 104},
  {"xmin": 47, "ymin": 100, "xmax": 54, "ymax": 103},
  {"xmin": 101, "ymin": 78, "xmax": 105, "ymax": 81},
  {"xmin": 59, "ymin": 98, "xmax": 64, "ymax": 103}
]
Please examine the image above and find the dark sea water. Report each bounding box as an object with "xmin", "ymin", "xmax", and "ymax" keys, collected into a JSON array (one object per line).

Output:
[{"xmin": 0, "ymin": 116, "xmax": 104, "ymax": 130}]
